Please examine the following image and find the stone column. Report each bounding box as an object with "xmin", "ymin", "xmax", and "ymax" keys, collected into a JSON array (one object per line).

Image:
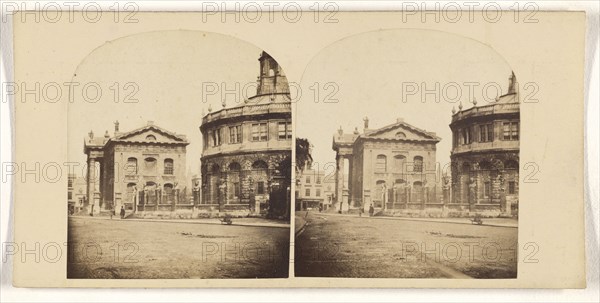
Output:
[
  {"xmin": 98, "ymin": 161, "xmax": 104, "ymax": 210},
  {"xmin": 347, "ymin": 156, "xmax": 353, "ymax": 208},
  {"xmin": 86, "ymin": 157, "xmax": 96, "ymax": 215},
  {"xmin": 335, "ymin": 155, "xmax": 345, "ymax": 212}
]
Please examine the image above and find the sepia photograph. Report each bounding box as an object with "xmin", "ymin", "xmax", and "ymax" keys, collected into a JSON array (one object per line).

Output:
[
  {"xmin": 65, "ymin": 31, "xmax": 292, "ymax": 279},
  {"xmin": 5, "ymin": 5, "xmax": 591, "ymax": 295},
  {"xmin": 295, "ymin": 29, "xmax": 520, "ymax": 279}
]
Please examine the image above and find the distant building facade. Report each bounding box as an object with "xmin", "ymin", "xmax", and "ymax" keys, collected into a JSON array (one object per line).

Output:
[
  {"xmin": 199, "ymin": 51, "xmax": 292, "ymax": 217},
  {"xmin": 83, "ymin": 121, "xmax": 189, "ymax": 215},
  {"xmin": 68, "ymin": 174, "xmax": 86, "ymax": 214},
  {"xmin": 332, "ymin": 118, "xmax": 441, "ymax": 212},
  {"xmin": 295, "ymin": 168, "xmax": 329, "ymax": 211},
  {"xmin": 449, "ymin": 73, "xmax": 520, "ymax": 216}
]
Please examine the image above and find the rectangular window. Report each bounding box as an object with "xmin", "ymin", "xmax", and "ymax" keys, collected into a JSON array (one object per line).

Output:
[
  {"xmin": 316, "ymin": 176, "xmax": 321, "ymax": 184},
  {"xmin": 252, "ymin": 123, "xmax": 268, "ymax": 141},
  {"xmin": 484, "ymin": 181, "xmax": 491, "ymax": 198},
  {"xmin": 229, "ymin": 125, "xmax": 242, "ymax": 143},
  {"xmin": 503, "ymin": 122, "xmax": 519, "ymax": 140},
  {"xmin": 257, "ymin": 181, "xmax": 265, "ymax": 194},
  {"xmin": 305, "ymin": 188, "xmax": 310, "ymax": 197},
  {"xmin": 212, "ymin": 128, "xmax": 222, "ymax": 146},
  {"xmin": 68, "ymin": 192, "xmax": 72, "ymax": 200},
  {"xmin": 305, "ymin": 176, "xmax": 311, "ymax": 184},
  {"xmin": 508, "ymin": 181, "xmax": 516, "ymax": 194},
  {"xmin": 68, "ymin": 179, "xmax": 73, "ymax": 188},
  {"xmin": 479, "ymin": 124, "xmax": 494, "ymax": 142},
  {"xmin": 233, "ymin": 182, "xmax": 240, "ymax": 198},
  {"xmin": 278, "ymin": 122, "xmax": 292, "ymax": 140},
  {"xmin": 316, "ymin": 189, "xmax": 321, "ymax": 197}
]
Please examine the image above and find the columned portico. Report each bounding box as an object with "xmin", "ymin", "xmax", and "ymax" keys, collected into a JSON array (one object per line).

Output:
[{"xmin": 83, "ymin": 130, "xmax": 107, "ymax": 216}]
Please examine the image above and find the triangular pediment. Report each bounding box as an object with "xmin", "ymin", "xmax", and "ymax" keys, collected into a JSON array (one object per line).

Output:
[
  {"xmin": 114, "ymin": 125, "xmax": 188, "ymax": 144},
  {"xmin": 362, "ymin": 122, "xmax": 440, "ymax": 142}
]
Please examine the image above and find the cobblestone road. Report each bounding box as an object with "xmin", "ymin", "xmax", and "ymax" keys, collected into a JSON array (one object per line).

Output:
[{"xmin": 294, "ymin": 211, "xmax": 518, "ymax": 278}]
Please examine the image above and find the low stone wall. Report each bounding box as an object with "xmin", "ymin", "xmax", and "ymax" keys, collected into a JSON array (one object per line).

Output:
[{"xmin": 132, "ymin": 203, "xmax": 257, "ymax": 219}]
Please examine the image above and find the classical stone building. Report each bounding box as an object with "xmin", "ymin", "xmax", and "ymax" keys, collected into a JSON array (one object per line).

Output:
[
  {"xmin": 449, "ymin": 72, "xmax": 520, "ymax": 216},
  {"xmin": 199, "ymin": 51, "xmax": 292, "ymax": 217},
  {"xmin": 83, "ymin": 121, "xmax": 189, "ymax": 215},
  {"xmin": 332, "ymin": 118, "xmax": 441, "ymax": 213}
]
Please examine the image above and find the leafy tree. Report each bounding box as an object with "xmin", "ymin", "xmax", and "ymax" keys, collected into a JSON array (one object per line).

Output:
[{"xmin": 295, "ymin": 137, "xmax": 313, "ymax": 172}]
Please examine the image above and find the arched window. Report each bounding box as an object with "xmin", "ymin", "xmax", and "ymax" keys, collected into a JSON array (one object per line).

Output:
[
  {"xmin": 376, "ymin": 155, "xmax": 387, "ymax": 173},
  {"xmin": 146, "ymin": 134, "xmax": 156, "ymax": 141},
  {"xmin": 461, "ymin": 162, "xmax": 471, "ymax": 173},
  {"xmin": 395, "ymin": 179, "xmax": 406, "ymax": 185},
  {"xmin": 144, "ymin": 157, "xmax": 157, "ymax": 172},
  {"xmin": 479, "ymin": 161, "xmax": 492, "ymax": 171},
  {"xmin": 228, "ymin": 162, "xmax": 241, "ymax": 201},
  {"xmin": 126, "ymin": 157, "xmax": 138, "ymax": 174},
  {"xmin": 252, "ymin": 160, "xmax": 268, "ymax": 170},
  {"xmin": 394, "ymin": 155, "xmax": 406, "ymax": 173},
  {"xmin": 163, "ymin": 183, "xmax": 173, "ymax": 194},
  {"xmin": 505, "ymin": 160, "xmax": 519, "ymax": 170},
  {"xmin": 395, "ymin": 132, "xmax": 407, "ymax": 138},
  {"xmin": 252, "ymin": 160, "xmax": 268, "ymax": 195},
  {"xmin": 413, "ymin": 156, "xmax": 423, "ymax": 172},
  {"xmin": 268, "ymin": 68, "xmax": 275, "ymax": 76},
  {"xmin": 164, "ymin": 158, "xmax": 174, "ymax": 175},
  {"xmin": 229, "ymin": 162, "xmax": 241, "ymax": 171}
]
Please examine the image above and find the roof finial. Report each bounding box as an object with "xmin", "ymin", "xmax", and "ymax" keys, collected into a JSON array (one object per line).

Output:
[
  {"xmin": 472, "ymin": 97, "xmax": 477, "ymax": 106},
  {"xmin": 452, "ymin": 106, "xmax": 456, "ymax": 114},
  {"xmin": 354, "ymin": 127, "xmax": 359, "ymax": 135},
  {"xmin": 104, "ymin": 130, "xmax": 110, "ymax": 138},
  {"xmin": 338, "ymin": 126, "xmax": 343, "ymax": 136},
  {"xmin": 458, "ymin": 101, "xmax": 463, "ymax": 111},
  {"xmin": 208, "ymin": 104, "xmax": 212, "ymax": 113},
  {"xmin": 88, "ymin": 130, "xmax": 94, "ymax": 139},
  {"xmin": 363, "ymin": 116, "xmax": 369, "ymax": 130},
  {"xmin": 221, "ymin": 99, "xmax": 226, "ymax": 108}
]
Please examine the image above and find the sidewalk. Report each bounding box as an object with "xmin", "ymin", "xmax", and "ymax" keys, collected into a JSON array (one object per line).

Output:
[
  {"xmin": 314, "ymin": 212, "xmax": 518, "ymax": 228},
  {"xmin": 69, "ymin": 215, "xmax": 290, "ymax": 229},
  {"xmin": 295, "ymin": 213, "xmax": 309, "ymax": 235}
]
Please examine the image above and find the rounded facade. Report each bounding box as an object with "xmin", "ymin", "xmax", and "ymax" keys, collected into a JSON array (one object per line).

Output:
[
  {"xmin": 449, "ymin": 73, "xmax": 520, "ymax": 216},
  {"xmin": 199, "ymin": 52, "xmax": 292, "ymax": 216}
]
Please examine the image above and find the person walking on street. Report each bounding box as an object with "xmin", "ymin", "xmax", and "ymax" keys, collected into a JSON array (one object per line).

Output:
[
  {"xmin": 369, "ymin": 204, "xmax": 375, "ymax": 217},
  {"xmin": 120, "ymin": 206, "xmax": 126, "ymax": 219},
  {"xmin": 359, "ymin": 205, "xmax": 364, "ymax": 217}
]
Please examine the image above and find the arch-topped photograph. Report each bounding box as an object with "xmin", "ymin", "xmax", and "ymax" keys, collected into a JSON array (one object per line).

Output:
[
  {"xmin": 67, "ymin": 30, "xmax": 291, "ymax": 280},
  {"xmin": 295, "ymin": 28, "xmax": 520, "ymax": 279}
]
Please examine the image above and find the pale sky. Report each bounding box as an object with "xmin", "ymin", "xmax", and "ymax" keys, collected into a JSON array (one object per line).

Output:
[
  {"xmin": 67, "ymin": 30, "xmax": 264, "ymax": 177},
  {"xmin": 295, "ymin": 29, "xmax": 514, "ymax": 173}
]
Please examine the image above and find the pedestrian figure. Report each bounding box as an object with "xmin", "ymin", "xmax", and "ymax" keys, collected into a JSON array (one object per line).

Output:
[
  {"xmin": 110, "ymin": 206, "xmax": 114, "ymax": 220},
  {"xmin": 120, "ymin": 206, "xmax": 126, "ymax": 219},
  {"xmin": 369, "ymin": 204, "xmax": 374, "ymax": 217},
  {"xmin": 359, "ymin": 205, "xmax": 364, "ymax": 217}
]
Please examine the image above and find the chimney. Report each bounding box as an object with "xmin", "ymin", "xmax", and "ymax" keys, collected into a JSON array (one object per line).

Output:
[
  {"xmin": 337, "ymin": 126, "xmax": 343, "ymax": 136},
  {"xmin": 88, "ymin": 130, "xmax": 94, "ymax": 139},
  {"xmin": 114, "ymin": 120, "xmax": 120, "ymax": 136},
  {"xmin": 363, "ymin": 116, "xmax": 369, "ymax": 131},
  {"xmin": 508, "ymin": 71, "xmax": 517, "ymax": 94}
]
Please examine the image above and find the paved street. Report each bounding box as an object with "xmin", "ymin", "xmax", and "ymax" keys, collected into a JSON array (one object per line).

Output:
[
  {"xmin": 67, "ymin": 217, "xmax": 289, "ymax": 279},
  {"xmin": 295, "ymin": 211, "xmax": 518, "ymax": 278}
]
